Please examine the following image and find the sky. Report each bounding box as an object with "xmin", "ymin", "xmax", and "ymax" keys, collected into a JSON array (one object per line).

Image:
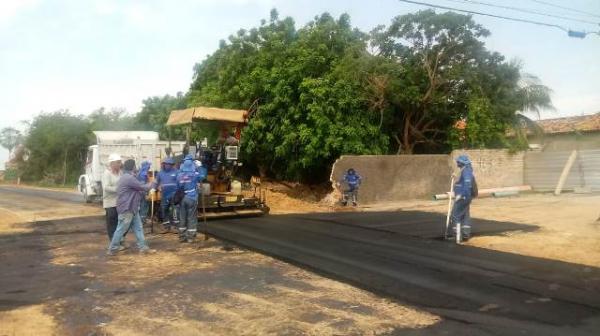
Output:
[{"xmin": 1, "ymin": 0, "xmax": 599, "ymax": 169}]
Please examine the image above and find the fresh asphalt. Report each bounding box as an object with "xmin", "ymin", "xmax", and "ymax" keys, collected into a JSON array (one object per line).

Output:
[{"xmin": 2, "ymin": 185, "xmax": 599, "ymax": 335}]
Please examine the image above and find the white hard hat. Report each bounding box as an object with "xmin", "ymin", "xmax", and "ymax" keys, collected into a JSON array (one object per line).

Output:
[
  {"xmin": 194, "ymin": 160, "xmax": 202, "ymax": 167},
  {"xmin": 108, "ymin": 153, "xmax": 122, "ymax": 163}
]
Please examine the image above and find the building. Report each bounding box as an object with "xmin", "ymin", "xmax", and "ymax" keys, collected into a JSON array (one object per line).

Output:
[{"xmin": 530, "ymin": 112, "xmax": 600, "ymax": 151}]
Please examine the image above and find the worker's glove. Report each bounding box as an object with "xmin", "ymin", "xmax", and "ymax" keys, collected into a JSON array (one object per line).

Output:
[
  {"xmin": 455, "ymin": 195, "xmax": 462, "ymax": 201},
  {"xmin": 149, "ymin": 188, "xmax": 156, "ymax": 194}
]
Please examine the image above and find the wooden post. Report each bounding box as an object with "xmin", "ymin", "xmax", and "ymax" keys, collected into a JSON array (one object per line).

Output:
[
  {"xmin": 62, "ymin": 148, "xmax": 68, "ymax": 186},
  {"xmin": 554, "ymin": 150, "xmax": 577, "ymax": 196}
]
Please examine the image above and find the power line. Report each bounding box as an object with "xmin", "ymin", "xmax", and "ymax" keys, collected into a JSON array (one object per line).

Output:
[
  {"xmin": 397, "ymin": 0, "xmax": 568, "ymax": 31},
  {"xmin": 528, "ymin": 0, "xmax": 600, "ymax": 20},
  {"xmin": 445, "ymin": 0, "xmax": 599, "ymax": 25}
]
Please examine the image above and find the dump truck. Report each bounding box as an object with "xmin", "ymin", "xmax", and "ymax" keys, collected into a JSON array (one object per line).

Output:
[
  {"xmin": 78, "ymin": 131, "xmax": 185, "ymax": 203},
  {"xmin": 166, "ymin": 106, "xmax": 269, "ymax": 218}
]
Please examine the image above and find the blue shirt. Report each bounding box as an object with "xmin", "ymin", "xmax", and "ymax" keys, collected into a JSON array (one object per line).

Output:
[
  {"xmin": 454, "ymin": 165, "xmax": 474, "ymax": 199},
  {"xmin": 343, "ymin": 172, "xmax": 362, "ymax": 189},
  {"xmin": 176, "ymin": 169, "xmax": 206, "ymax": 201},
  {"xmin": 156, "ymin": 167, "xmax": 179, "ymax": 198}
]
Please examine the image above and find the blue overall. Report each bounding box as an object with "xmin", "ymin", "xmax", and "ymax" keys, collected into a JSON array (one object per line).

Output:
[
  {"xmin": 449, "ymin": 165, "xmax": 474, "ymax": 239},
  {"xmin": 341, "ymin": 171, "xmax": 362, "ymax": 205},
  {"xmin": 137, "ymin": 161, "xmax": 151, "ymax": 223},
  {"xmin": 176, "ymin": 160, "xmax": 206, "ymax": 240},
  {"xmin": 156, "ymin": 166, "xmax": 179, "ymax": 228}
]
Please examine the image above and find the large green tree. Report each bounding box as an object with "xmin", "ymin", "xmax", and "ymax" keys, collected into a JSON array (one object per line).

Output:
[
  {"xmin": 189, "ymin": 10, "xmax": 388, "ymax": 182},
  {"xmin": 368, "ymin": 10, "xmax": 552, "ymax": 152},
  {"xmin": 136, "ymin": 93, "xmax": 187, "ymax": 140},
  {"xmin": 23, "ymin": 111, "xmax": 90, "ymax": 184}
]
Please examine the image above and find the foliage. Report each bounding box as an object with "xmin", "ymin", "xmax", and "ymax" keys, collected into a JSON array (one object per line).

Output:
[
  {"xmin": 189, "ymin": 11, "xmax": 388, "ymax": 182},
  {"xmin": 136, "ymin": 93, "xmax": 188, "ymax": 140},
  {"xmin": 88, "ymin": 107, "xmax": 138, "ymax": 132},
  {"xmin": 22, "ymin": 111, "xmax": 91, "ymax": 184},
  {"xmin": 0, "ymin": 127, "xmax": 22, "ymax": 154}
]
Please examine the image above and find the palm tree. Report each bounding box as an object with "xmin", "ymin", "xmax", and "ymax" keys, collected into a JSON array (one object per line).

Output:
[{"xmin": 511, "ymin": 72, "xmax": 554, "ymax": 148}]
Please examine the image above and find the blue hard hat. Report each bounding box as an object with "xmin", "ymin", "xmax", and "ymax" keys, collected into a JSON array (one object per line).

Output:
[
  {"xmin": 181, "ymin": 160, "xmax": 195, "ymax": 172},
  {"xmin": 162, "ymin": 157, "xmax": 175, "ymax": 165},
  {"xmin": 456, "ymin": 155, "xmax": 471, "ymax": 165}
]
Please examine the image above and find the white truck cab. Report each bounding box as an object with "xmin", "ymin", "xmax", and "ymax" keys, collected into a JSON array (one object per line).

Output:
[{"xmin": 78, "ymin": 131, "xmax": 185, "ymax": 203}]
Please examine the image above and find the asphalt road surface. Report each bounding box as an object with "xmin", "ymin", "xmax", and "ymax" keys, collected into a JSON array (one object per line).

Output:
[{"xmin": 2, "ymin": 185, "xmax": 600, "ymax": 335}]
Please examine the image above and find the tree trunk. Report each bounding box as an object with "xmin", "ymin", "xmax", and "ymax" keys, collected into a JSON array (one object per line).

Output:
[{"xmin": 63, "ymin": 148, "xmax": 68, "ymax": 186}]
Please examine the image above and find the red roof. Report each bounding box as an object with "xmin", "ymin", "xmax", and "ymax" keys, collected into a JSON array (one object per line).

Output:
[{"xmin": 537, "ymin": 112, "xmax": 600, "ymax": 134}]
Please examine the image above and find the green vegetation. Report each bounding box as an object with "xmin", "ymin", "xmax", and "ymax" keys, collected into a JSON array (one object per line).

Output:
[{"xmin": 2, "ymin": 9, "xmax": 552, "ymax": 184}]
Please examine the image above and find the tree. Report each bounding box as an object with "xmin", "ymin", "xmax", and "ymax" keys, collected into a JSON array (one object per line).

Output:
[
  {"xmin": 368, "ymin": 10, "xmax": 553, "ymax": 153},
  {"xmin": 189, "ymin": 11, "xmax": 388, "ymax": 182},
  {"xmin": 88, "ymin": 107, "xmax": 137, "ymax": 132},
  {"xmin": 0, "ymin": 127, "xmax": 22, "ymax": 154},
  {"xmin": 136, "ymin": 93, "xmax": 188, "ymax": 140},
  {"xmin": 23, "ymin": 111, "xmax": 90, "ymax": 184}
]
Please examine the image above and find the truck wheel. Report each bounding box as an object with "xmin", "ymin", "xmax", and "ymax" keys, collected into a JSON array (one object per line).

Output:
[{"xmin": 83, "ymin": 187, "xmax": 93, "ymax": 203}]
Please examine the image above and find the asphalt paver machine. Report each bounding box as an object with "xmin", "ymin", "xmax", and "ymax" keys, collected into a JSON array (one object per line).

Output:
[{"xmin": 166, "ymin": 106, "xmax": 269, "ymax": 219}]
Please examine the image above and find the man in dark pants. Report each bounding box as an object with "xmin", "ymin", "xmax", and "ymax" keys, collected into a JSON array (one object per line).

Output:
[
  {"xmin": 448, "ymin": 155, "xmax": 475, "ymax": 241},
  {"xmin": 176, "ymin": 155, "xmax": 206, "ymax": 243},
  {"xmin": 102, "ymin": 153, "xmax": 122, "ymax": 241},
  {"xmin": 156, "ymin": 157, "xmax": 179, "ymax": 233}
]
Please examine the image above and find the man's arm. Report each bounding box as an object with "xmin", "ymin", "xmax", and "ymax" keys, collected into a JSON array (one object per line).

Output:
[
  {"xmin": 102, "ymin": 170, "xmax": 118, "ymax": 193},
  {"xmin": 127, "ymin": 175, "xmax": 153, "ymax": 192}
]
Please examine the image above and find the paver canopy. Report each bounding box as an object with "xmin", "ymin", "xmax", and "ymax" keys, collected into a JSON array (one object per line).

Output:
[{"xmin": 167, "ymin": 107, "xmax": 247, "ymax": 126}]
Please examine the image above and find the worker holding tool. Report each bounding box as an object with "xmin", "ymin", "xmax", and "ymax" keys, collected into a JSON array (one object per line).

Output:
[
  {"xmin": 155, "ymin": 157, "xmax": 179, "ymax": 233},
  {"xmin": 448, "ymin": 155, "xmax": 476, "ymax": 242},
  {"xmin": 102, "ymin": 153, "xmax": 122, "ymax": 241},
  {"xmin": 176, "ymin": 155, "xmax": 207, "ymax": 243},
  {"xmin": 136, "ymin": 160, "xmax": 151, "ymax": 224},
  {"xmin": 107, "ymin": 159, "xmax": 156, "ymax": 256},
  {"xmin": 340, "ymin": 168, "xmax": 362, "ymax": 206}
]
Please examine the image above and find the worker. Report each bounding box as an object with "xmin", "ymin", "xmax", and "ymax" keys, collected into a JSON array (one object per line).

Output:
[
  {"xmin": 137, "ymin": 160, "xmax": 151, "ymax": 223},
  {"xmin": 107, "ymin": 159, "xmax": 156, "ymax": 255},
  {"xmin": 340, "ymin": 168, "xmax": 362, "ymax": 206},
  {"xmin": 176, "ymin": 155, "xmax": 207, "ymax": 243},
  {"xmin": 156, "ymin": 157, "xmax": 179, "ymax": 233},
  {"xmin": 448, "ymin": 155, "xmax": 476, "ymax": 241},
  {"xmin": 102, "ymin": 153, "xmax": 122, "ymax": 241}
]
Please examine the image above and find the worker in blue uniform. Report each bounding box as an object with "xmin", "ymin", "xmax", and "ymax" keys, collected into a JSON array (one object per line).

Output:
[
  {"xmin": 176, "ymin": 155, "xmax": 207, "ymax": 242},
  {"xmin": 154, "ymin": 157, "xmax": 179, "ymax": 233},
  {"xmin": 448, "ymin": 155, "xmax": 476, "ymax": 241}
]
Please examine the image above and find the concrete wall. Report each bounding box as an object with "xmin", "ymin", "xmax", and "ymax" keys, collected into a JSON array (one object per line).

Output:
[
  {"xmin": 451, "ymin": 150, "xmax": 525, "ymax": 189},
  {"xmin": 331, "ymin": 150, "xmax": 526, "ymax": 203},
  {"xmin": 529, "ymin": 133, "xmax": 600, "ymax": 152},
  {"xmin": 331, "ymin": 155, "xmax": 451, "ymax": 204}
]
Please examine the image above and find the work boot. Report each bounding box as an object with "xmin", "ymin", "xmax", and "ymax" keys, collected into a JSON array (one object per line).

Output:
[
  {"xmin": 187, "ymin": 237, "xmax": 196, "ymax": 243},
  {"xmin": 341, "ymin": 201, "xmax": 347, "ymax": 206},
  {"xmin": 179, "ymin": 236, "xmax": 187, "ymax": 243},
  {"xmin": 352, "ymin": 201, "xmax": 357, "ymax": 207},
  {"xmin": 139, "ymin": 248, "xmax": 157, "ymax": 255}
]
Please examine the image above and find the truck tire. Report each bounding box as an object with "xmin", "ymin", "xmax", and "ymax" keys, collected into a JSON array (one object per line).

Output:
[{"xmin": 82, "ymin": 185, "xmax": 93, "ymax": 203}]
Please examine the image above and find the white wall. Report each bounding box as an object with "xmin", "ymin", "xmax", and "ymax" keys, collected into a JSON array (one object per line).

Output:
[{"xmin": 0, "ymin": 148, "xmax": 7, "ymax": 170}]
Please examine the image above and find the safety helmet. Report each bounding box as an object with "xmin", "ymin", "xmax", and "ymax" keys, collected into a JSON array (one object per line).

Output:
[
  {"xmin": 108, "ymin": 153, "xmax": 122, "ymax": 163},
  {"xmin": 347, "ymin": 168, "xmax": 356, "ymax": 174},
  {"xmin": 456, "ymin": 155, "xmax": 471, "ymax": 165},
  {"xmin": 162, "ymin": 157, "xmax": 175, "ymax": 165}
]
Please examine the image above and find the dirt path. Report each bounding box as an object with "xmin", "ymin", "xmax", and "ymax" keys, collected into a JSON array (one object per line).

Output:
[{"xmin": 0, "ymin": 186, "xmax": 439, "ymax": 336}]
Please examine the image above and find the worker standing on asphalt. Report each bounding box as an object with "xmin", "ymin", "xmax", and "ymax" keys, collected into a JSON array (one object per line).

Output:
[
  {"xmin": 107, "ymin": 159, "xmax": 156, "ymax": 255},
  {"xmin": 137, "ymin": 160, "xmax": 152, "ymax": 223},
  {"xmin": 102, "ymin": 153, "xmax": 122, "ymax": 241},
  {"xmin": 448, "ymin": 155, "xmax": 476, "ymax": 241},
  {"xmin": 176, "ymin": 155, "xmax": 207, "ymax": 243},
  {"xmin": 156, "ymin": 157, "xmax": 179, "ymax": 233},
  {"xmin": 340, "ymin": 168, "xmax": 362, "ymax": 206}
]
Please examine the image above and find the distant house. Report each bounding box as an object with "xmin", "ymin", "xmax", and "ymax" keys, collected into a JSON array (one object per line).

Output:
[{"xmin": 530, "ymin": 112, "xmax": 600, "ymax": 151}]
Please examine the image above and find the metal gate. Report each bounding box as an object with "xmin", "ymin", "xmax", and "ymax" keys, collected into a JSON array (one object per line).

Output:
[{"xmin": 524, "ymin": 149, "xmax": 600, "ymax": 191}]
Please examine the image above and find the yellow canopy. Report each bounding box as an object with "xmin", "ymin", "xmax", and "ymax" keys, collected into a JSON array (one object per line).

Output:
[{"xmin": 166, "ymin": 107, "xmax": 247, "ymax": 126}]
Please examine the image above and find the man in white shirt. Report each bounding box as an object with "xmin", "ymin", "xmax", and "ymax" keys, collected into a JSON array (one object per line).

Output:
[{"xmin": 102, "ymin": 153, "xmax": 122, "ymax": 241}]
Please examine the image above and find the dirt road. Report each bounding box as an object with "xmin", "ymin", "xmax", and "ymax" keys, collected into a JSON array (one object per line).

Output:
[{"xmin": 2, "ymin": 185, "xmax": 600, "ymax": 335}]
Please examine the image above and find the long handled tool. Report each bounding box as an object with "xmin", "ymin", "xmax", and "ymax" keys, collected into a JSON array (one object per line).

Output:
[
  {"xmin": 150, "ymin": 191, "xmax": 155, "ymax": 234},
  {"xmin": 201, "ymin": 192, "xmax": 208, "ymax": 241},
  {"xmin": 444, "ymin": 175, "xmax": 455, "ymax": 240}
]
